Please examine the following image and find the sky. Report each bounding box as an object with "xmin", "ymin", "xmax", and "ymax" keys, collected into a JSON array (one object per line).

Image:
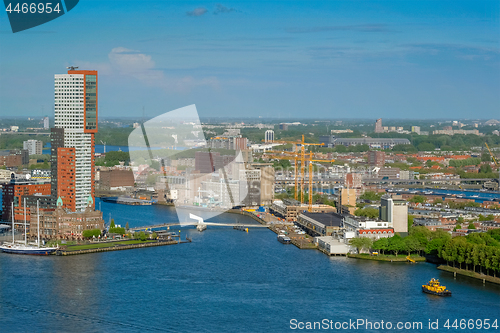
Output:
[{"xmin": 0, "ymin": 1, "xmax": 499, "ymax": 120}]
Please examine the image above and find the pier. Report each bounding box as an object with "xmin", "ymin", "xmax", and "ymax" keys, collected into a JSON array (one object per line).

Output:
[
  {"xmin": 129, "ymin": 222, "xmax": 269, "ymax": 232},
  {"xmin": 56, "ymin": 239, "xmax": 184, "ymax": 255}
]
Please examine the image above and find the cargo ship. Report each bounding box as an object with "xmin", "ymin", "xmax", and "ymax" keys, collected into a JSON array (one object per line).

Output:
[{"xmin": 422, "ymin": 278, "xmax": 452, "ymax": 296}]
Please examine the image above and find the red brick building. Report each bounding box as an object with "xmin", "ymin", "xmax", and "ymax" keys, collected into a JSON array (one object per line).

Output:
[{"xmin": 1, "ymin": 180, "xmax": 51, "ymax": 222}]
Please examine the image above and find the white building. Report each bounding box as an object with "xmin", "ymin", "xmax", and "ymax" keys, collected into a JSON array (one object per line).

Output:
[
  {"xmin": 43, "ymin": 116, "xmax": 49, "ymax": 129},
  {"xmin": 265, "ymin": 130, "xmax": 274, "ymax": 143},
  {"xmin": 380, "ymin": 194, "xmax": 408, "ymax": 234},
  {"xmin": 54, "ymin": 69, "xmax": 98, "ymax": 212},
  {"xmin": 23, "ymin": 140, "xmax": 43, "ymax": 155}
]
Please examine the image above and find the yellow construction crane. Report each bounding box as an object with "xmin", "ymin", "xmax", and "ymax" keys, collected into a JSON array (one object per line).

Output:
[
  {"xmin": 266, "ymin": 135, "xmax": 325, "ymax": 201},
  {"xmin": 485, "ymin": 143, "xmax": 499, "ymax": 167},
  {"xmin": 267, "ymin": 150, "xmax": 334, "ymax": 211},
  {"xmin": 264, "ymin": 138, "xmax": 302, "ymax": 200},
  {"xmin": 265, "ymin": 136, "xmax": 324, "ymax": 200}
]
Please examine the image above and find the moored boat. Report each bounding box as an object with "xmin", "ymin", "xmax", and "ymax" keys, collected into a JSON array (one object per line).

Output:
[
  {"xmin": 0, "ymin": 243, "xmax": 57, "ymax": 255},
  {"xmin": 277, "ymin": 234, "xmax": 291, "ymax": 244},
  {"xmin": 422, "ymin": 278, "xmax": 451, "ymax": 296},
  {"xmin": 0, "ymin": 199, "xmax": 57, "ymax": 256}
]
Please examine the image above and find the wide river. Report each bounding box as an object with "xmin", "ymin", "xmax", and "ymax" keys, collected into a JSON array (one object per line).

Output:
[{"xmin": 1, "ymin": 199, "xmax": 499, "ymax": 332}]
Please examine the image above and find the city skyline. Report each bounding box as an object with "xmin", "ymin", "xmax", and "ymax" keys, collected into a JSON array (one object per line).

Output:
[{"xmin": 0, "ymin": 1, "xmax": 499, "ymax": 120}]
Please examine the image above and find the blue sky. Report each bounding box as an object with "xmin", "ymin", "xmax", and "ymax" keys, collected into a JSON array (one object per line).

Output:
[{"xmin": 0, "ymin": 1, "xmax": 499, "ymax": 120}]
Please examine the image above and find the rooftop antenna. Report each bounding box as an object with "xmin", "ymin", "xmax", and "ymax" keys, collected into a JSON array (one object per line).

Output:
[{"xmin": 67, "ymin": 66, "xmax": 78, "ymax": 71}]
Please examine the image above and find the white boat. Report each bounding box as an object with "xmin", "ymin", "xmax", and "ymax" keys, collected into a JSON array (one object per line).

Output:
[
  {"xmin": 0, "ymin": 200, "xmax": 57, "ymax": 256},
  {"xmin": 0, "ymin": 243, "xmax": 57, "ymax": 255},
  {"xmin": 196, "ymin": 223, "xmax": 207, "ymax": 232}
]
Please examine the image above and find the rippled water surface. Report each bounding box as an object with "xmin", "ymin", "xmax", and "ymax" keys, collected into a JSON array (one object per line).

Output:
[{"xmin": 1, "ymin": 199, "xmax": 499, "ymax": 332}]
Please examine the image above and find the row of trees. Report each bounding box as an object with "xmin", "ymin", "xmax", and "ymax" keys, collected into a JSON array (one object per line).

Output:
[
  {"xmin": 449, "ymin": 157, "xmax": 482, "ymax": 168},
  {"xmin": 354, "ymin": 207, "xmax": 379, "ymax": 218},
  {"xmin": 95, "ymin": 150, "xmax": 130, "ymax": 167},
  {"xmin": 353, "ymin": 227, "xmax": 500, "ymax": 278},
  {"xmin": 440, "ymin": 232, "xmax": 500, "ymax": 276}
]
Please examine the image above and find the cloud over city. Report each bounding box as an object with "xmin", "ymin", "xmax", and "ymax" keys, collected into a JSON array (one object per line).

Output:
[{"xmin": 186, "ymin": 7, "xmax": 208, "ymax": 17}]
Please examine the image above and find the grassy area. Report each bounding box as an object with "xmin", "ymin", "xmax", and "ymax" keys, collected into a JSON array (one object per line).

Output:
[
  {"xmin": 65, "ymin": 240, "xmax": 156, "ymax": 251},
  {"xmin": 348, "ymin": 253, "xmax": 426, "ymax": 262},
  {"xmin": 437, "ymin": 265, "xmax": 500, "ymax": 285}
]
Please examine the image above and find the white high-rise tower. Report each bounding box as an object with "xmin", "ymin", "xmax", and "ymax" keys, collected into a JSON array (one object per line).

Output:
[{"xmin": 53, "ymin": 69, "xmax": 97, "ymax": 212}]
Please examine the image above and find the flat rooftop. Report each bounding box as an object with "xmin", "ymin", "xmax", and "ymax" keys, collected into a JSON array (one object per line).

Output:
[{"xmin": 300, "ymin": 211, "xmax": 343, "ymax": 227}]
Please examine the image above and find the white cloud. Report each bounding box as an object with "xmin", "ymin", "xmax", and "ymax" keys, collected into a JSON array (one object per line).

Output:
[
  {"xmin": 108, "ymin": 47, "xmax": 164, "ymax": 82},
  {"xmin": 186, "ymin": 7, "xmax": 208, "ymax": 17},
  {"xmin": 77, "ymin": 47, "xmax": 218, "ymax": 92}
]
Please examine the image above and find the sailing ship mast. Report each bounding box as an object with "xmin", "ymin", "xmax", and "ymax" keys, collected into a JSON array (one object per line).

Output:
[
  {"xmin": 11, "ymin": 202, "xmax": 14, "ymax": 244},
  {"xmin": 37, "ymin": 200, "xmax": 40, "ymax": 248},
  {"xmin": 24, "ymin": 198, "xmax": 27, "ymax": 245}
]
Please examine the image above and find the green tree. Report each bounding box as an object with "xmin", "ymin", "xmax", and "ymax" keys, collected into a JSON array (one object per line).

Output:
[
  {"xmin": 360, "ymin": 191, "xmax": 383, "ymax": 201},
  {"xmin": 152, "ymin": 232, "xmax": 158, "ymax": 239},
  {"xmin": 349, "ymin": 237, "xmax": 372, "ymax": 254},
  {"xmin": 372, "ymin": 237, "xmax": 389, "ymax": 255},
  {"xmin": 467, "ymin": 222, "xmax": 476, "ymax": 230},
  {"xmin": 388, "ymin": 235, "xmax": 404, "ymax": 256},
  {"xmin": 125, "ymin": 222, "xmax": 129, "ymax": 230},
  {"xmin": 110, "ymin": 219, "xmax": 115, "ymax": 228},
  {"xmin": 408, "ymin": 215, "xmax": 414, "ymax": 230},
  {"xmin": 82, "ymin": 229, "xmax": 101, "ymax": 239},
  {"xmin": 409, "ymin": 226, "xmax": 431, "ymax": 254},
  {"xmin": 457, "ymin": 216, "xmax": 464, "ymax": 223},
  {"xmin": 426, "ymin": 238, "xmax": 447, "ymax": 256},
  {"xmin": 481, "ymin": 153, "xmax": 491, "ymax": 162},
  {"xmin": 403, "ymin": 236, "xmax": 421, "ymax": 255},
  {"xmin": 109, "ymin": 227, "xmax": 126, "ymax": 235},
  {"xmin": 334, "ymin": 145, "xmax": 348, "ymax": 153},
  {"xmin": 354, "ymin": 207, "xmax": 379, "ymax": 218},
  {"xmin": 418, "ymin": 142, "xmax": 435, "ymax": 151},
  {"xmin": 409, "ymin": 195, "xmax": 426, "ymax": 204}
]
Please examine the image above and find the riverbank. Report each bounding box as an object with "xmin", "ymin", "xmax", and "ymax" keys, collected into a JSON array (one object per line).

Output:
[
  {"xmin": 348, "ymin": 253, "xmax": 426, "ymax": 262},
  {"xmin": 56, "ymin": 239, "xmax": 184, "ymax": 256},
  {"xmin": 437, "ymin": 265, "xmax": 500, "ymax": 285}
]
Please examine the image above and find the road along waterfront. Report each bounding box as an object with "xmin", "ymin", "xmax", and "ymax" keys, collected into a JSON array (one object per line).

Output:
[{"xmin": 0, "ymin": 198, "xmax": 499, "ymax": 332}]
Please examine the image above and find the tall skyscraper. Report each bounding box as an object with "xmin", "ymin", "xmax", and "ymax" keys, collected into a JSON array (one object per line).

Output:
[
  {"xmin": 374, "ymin": 118, "xmax": 383, "ymax": 133},
  {"xmin": 43, "ymin": 116, "xmax": 49, "ymax": 129},
  {"xmin": 52, "ymin": 69, "xmax": 97, "ymax": 212}
]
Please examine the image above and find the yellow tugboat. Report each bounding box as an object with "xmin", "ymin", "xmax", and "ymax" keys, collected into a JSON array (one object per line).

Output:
[{"xmin": 422, "ymin": 278, "xmax": 452, "ymax": 296}]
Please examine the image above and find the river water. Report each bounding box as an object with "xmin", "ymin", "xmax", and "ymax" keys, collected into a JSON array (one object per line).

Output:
[{"xmin": 1, "ymin": 199, "xmax": 499, "ymax": 332}]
